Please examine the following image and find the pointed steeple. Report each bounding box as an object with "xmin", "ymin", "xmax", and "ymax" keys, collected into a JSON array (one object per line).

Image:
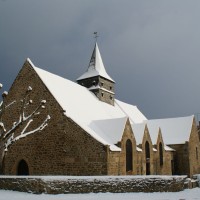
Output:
[
  {"xmin": 77, "ymin": 42, "xmax": 115, "ymax": 105},
  {"xmin": 77, "ymin": 43, "xmax": 115, "ymax": 82}
]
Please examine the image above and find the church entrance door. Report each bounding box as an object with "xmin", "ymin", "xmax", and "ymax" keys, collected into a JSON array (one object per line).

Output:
[{"xmin": 17, "ymin": 160, "xmax": 29, "ymax": 175}]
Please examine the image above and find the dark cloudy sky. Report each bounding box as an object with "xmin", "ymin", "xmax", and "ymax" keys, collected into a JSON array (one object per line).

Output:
[{"xmin": 1, "ymin": 0, "xmax": 200, "ymax": 120}]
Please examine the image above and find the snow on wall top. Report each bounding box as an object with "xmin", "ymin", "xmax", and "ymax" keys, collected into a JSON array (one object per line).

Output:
[
  {"xmin": 28, "ymin": 58, "xmax": 146, "ymax": 151},
  {"xmin": 132, "ymin": 115, "xmax": 194, "ymax": 145},
  {"xmin": 76, "ymin": 43, "xmax": 115, "ymax": 82}
]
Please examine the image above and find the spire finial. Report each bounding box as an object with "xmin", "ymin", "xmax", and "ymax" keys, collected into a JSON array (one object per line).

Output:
[{"xmin": 94, "ymin": 32, "xmax": 99, "ymax": 43}]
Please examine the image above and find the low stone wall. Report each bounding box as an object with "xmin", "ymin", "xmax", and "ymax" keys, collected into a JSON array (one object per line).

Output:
[{"xmin": 0, "ymin": 176, "xmax": 187, "ymax": 194}]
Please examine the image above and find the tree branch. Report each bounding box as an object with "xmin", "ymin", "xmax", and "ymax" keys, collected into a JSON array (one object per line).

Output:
[
  {"xmin": 2, "ymin": 86, "xmax": 47, "ymax": 141},
  {"xmin": 0, "ymin": 84, "xmax": 51, "ymax": 158},
  {"xmin": 5, "ymin": 115, "xmax": 51, "ymax": 150}
]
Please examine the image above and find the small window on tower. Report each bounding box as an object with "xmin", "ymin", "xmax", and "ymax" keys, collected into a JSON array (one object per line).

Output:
[
  {"xmin": 101, "ymin": 92, "xmax": 104, "ymax": 97},
  {"xmin": 101, "ymin": 82, "xmax": 104, "ymax": 87},
  {"xmin": 110, "ymin": 96, "xmax": 113, "ymax": 100},
  {"xmin": 110, "ymin": 86, "xmax": 112, "ymax": 90}
]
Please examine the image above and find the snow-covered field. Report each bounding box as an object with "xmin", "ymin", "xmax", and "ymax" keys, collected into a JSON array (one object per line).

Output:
[{"xmin": 0, "ymin": 188, "xmax": 200, "ymax": 200}]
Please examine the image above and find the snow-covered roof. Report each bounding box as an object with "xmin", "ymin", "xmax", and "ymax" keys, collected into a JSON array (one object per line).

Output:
[
  {"xmin": 89, "ymin": 117, "xmax": 128, "ymax": 145},
  {"xmin": 76, "ymin": 43, "xmax": 115, "ymax": 82},
  {"xmin": 28, "ymin": 58, "xmax": 146, "ymax": 151},
  {"xmin": 164, "ymin": 145, "xmax": 175, "ymax": 152},
  {"xmin": 136, "ymin": 147, "xmax": 142, "ymax": 152},
  {"xmin": 153, "ymin": 148, "xmax": 157, "ymax": 152},
  {"xmin": 132, "ymin": 115, "xmax": 194, "ymax": 145},
  {"xmin": 146, "ymin": 116, "xmax": 194, "ymax": 145},
  {"xmin": 132, "ymin": 122, "xmax": 146, "ymax": 145}
]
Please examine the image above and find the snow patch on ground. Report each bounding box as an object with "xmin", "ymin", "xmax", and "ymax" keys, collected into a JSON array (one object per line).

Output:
[{"xmin": 0, "ymin": 188, "xmax": 200, "ymax": 200}]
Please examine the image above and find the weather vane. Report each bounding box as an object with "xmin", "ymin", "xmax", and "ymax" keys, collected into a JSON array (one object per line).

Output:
[{"xmin": 94, "ymin": 32, "xmax": 99, "ymax": 42}]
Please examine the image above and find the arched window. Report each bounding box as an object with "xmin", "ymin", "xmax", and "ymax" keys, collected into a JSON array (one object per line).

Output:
[
  {"xmin": 126, "ymin": 139, "xmax": 133, "ymax": 172},
  {"xmin": 159, "ymin": 142, "xmax": 163, "ymax": 166},
  {"xmin": 145, "ymin": 141, "xmax": 150, "ymax": 175},
  {"xmin": 196, "ymin": 147, "xmax": 198, "ymax": 160},
  {"xmin": 145, "ymin": 141, "xmax": 150, "ymax": 159},
  {"xmin": 17, "ymin": 160, "xmax": 29, "ymax": 175}
]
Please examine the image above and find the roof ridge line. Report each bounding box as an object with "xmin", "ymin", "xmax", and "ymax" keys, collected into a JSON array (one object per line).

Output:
[{"xmin": 115, "ymin": 100, "xmax": 135, "ymax": 124}]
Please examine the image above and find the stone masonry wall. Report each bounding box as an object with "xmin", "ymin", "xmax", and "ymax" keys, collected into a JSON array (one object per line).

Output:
[
  {"xmin": 141, "ymin": 126, "xmax": 154, "ymax": 175},
  {"xmin": 120, "ymin": 119, "xmax": 137, "ymax": 175},
  {"xmin": 168, "ymin": 143, "xmax": 190, "ymax": 176},
  {"xmin": 0, "ymin": 176, "xmax": 188, "ymax": 194},
  {"xmin": 98, "ymin": 77, "xmax": 115, "ymax": 105},
  {"xmin": 77, "ymin": 76, "xmax": 115, "ymax": 105},
  {"xmin": 107, "ymin": 151, "xmax": 121, "ymax": 175},
  {"xmin": 156, "ymin": 132, "xmax": 174, "ymax": 175},
  {"xmin": 188, "ymin": 118, "xmax": 200, "ymax": 177},
  {"xmin": 2, "ymin": 61, "xmax": 108, "ymax": 175}
]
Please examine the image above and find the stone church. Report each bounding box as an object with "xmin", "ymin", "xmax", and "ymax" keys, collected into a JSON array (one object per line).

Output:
[{"xmin": 1, "ymin": 43, "xmax": 200, "ymax": 177}]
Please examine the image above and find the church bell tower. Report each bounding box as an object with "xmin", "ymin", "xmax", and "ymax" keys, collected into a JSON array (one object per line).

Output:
[{"xmin": 77, "ymin": 43, "xmax": 115, "ymax": 105}]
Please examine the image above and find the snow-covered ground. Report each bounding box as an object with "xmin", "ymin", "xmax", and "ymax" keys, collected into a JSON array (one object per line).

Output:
[{"xmin": 0, "ymin": 188, "xmax": 200, "ymax": 200}]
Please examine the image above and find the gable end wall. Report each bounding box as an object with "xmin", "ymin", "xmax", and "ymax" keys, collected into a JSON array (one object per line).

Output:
[{"xmin": 2, "ymin": 61, "xmax": 108, "ymax": 175}]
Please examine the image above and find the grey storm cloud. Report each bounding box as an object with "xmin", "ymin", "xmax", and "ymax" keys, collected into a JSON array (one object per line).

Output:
[{"xmin": 1, "ymin": 0, "xmax": 200, "ymax": 120}]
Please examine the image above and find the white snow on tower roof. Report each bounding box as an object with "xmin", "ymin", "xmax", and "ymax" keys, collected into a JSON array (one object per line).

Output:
[
  {"xmin": 132, "ymin": 115, "xmax": 194, "ymax": 145},
  {"xmin": 77, "ymin": 43, "xmax": 115, "ymax": 82},
  {"xmin": 88, "ymin": 85, "xmax": 115, "ymax": 95},
  {"xmin": 28, "ymin": 58, "xmax": 146, "ymax": 151}
]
